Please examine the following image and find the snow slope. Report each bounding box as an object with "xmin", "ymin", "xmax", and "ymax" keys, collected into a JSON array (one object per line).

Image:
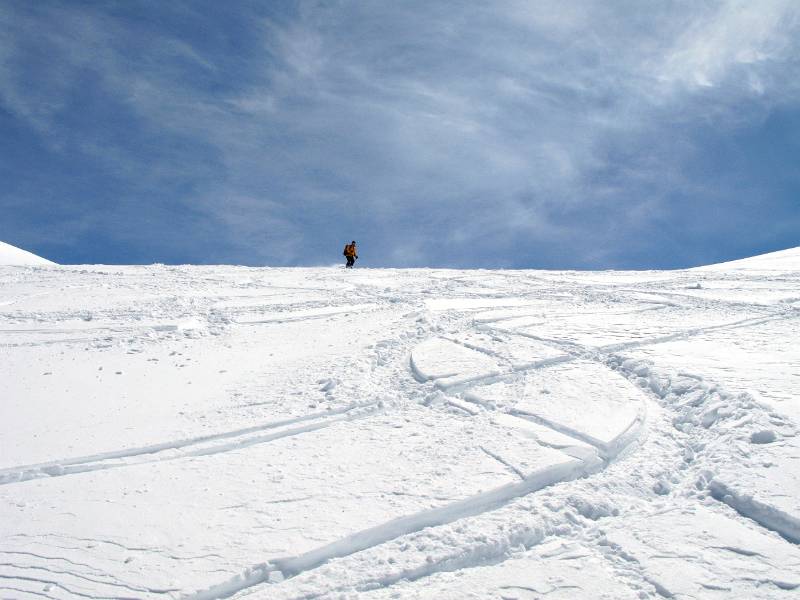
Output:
[
  {"xmin": 0, "ymin": 240, "xmax": 55, "ymax": 266},
  {"xmin": 694, "ymin": 245, "xmax": 800, "ymax": 271},
  {"xmin": 1, "ymin": 254, "xmax": 799, "ymax": 599}
]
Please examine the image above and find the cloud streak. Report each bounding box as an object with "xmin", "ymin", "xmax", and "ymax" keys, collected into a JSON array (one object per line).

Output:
[{"xmin": 1, "ymin": 0, "xmax": 799, "ymax": 267}]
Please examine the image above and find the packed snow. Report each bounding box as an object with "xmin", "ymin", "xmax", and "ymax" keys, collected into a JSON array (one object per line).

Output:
[{"xmin": 1, "ymin": 246, "xmax": 799, "ymax": 599}]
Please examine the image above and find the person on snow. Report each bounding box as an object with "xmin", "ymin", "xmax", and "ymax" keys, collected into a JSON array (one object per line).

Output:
[{"xmin": 343, "ymin": 241, "xmax": 358, "ymax": 268}]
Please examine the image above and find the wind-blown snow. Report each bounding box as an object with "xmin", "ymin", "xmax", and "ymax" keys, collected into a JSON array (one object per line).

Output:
[
  {"xmin": 1, "ymin": 247, "xmax": 799, "ymax": 599},
  {"xmin": 0, "ymin": 240, "xmax": 55, "ymax": 266}
]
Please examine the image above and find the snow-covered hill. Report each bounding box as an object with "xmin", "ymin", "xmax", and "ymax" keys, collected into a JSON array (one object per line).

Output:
[
  {"xmin": 695, "ymin": 245, "xmax": 800, "ymax": 271},
  {"xmin": 1, "ymin": 254, "xmax": 799, "ymax": 599},
  {"xmin": 0, "ymin": 240, "xmax": 55, "ymax": 265}
]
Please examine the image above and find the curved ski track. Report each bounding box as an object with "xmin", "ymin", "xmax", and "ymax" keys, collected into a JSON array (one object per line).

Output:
[{"xmin": 3, "ymin": 268, "xmax": 798, "ymax": 600}]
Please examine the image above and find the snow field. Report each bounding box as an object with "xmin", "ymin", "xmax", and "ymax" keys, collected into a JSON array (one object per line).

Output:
[{"xmin": 1, "ymin": 247, "xmax": 799, "ymax": 599}]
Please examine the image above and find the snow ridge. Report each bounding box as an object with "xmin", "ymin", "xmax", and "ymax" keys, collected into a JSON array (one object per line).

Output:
[{"xmin": 0, "ymin": 240, "xmax": 55, "ymax": 266}]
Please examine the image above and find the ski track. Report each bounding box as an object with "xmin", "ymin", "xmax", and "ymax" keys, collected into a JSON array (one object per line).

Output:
[
  {"xmin": 188, "ymin": 293, "xmax": 794, "ymax": 599},
  {"xmin": 281, "ymin": 302, "xmax": 791, "ymax": 595},
  {"xmin": 0, "ymin": 402, "xmax": 379, "ymax": 485},
  {"xmin": 256, "ymin": 400, "xmax": 660, "ymax": 598},
  {"xmin": 184, "ymin": 458, "xmax": 596, "ymax": 600},
  {"xmin": 234, "ymin": 303, "xmax": 381, "ymax": 326},
  {"xmin": 446, "ymin": 309, "xmax": 796, "ymax": 398},
  {"xmin": 606, "ymin": 352, "xmax": 800, "ymax": 547},
  {"xmin": 185, "ymin": 303, "xmax": 661, "ymax": 599},
  {"xmin": 708, "ymin": 480, "xmax": 800, "ymax": 544},
  {"xmin": 3, "ymin": 262, "xmax": 799, "ymax": 599}
]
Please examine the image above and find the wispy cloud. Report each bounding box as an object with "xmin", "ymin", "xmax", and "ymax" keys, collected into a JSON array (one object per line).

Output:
[{"xmin": 1, "ymin": 1, "xmax": 799, "ymax": 266}]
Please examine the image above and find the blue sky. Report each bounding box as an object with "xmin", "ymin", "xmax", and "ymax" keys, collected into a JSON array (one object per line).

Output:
[{"xmin": 1, "ymin": 0, "xmax": 799, "ymax": 268}]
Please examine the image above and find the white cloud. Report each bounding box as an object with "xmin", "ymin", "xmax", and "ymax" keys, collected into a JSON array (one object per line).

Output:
[
  {"xmin": 2, "ymin": 1, "xmax": 799, "ymax": 266},
  {"xmin": 657, "ymin": 0, "xmax": 798, "ymax": 91}
]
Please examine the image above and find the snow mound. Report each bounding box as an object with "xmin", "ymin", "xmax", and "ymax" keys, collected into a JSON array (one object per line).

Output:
[
  {"xmin": 695, "ymin": 246, "xmax": 800, "ymax": 271},
  {"xmin": 0, "ymin": 240, "xmax": 55, "ymax": 265}
]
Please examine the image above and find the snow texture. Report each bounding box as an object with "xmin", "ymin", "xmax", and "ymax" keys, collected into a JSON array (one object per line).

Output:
[
  {"xmin": 0, "ymin": 241, "xmax": 55, "ymax": 266},
  {"xmin": 0, "ymin": 246, "xmax": 799, "ymax": 599}
]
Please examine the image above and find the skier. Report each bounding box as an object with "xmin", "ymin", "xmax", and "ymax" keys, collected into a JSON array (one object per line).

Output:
[{"xmin": 343, "ymin": 240, "xmax": 358, "ymax": 268}]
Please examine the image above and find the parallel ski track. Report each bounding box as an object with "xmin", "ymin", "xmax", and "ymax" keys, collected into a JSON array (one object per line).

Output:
[
  {"xmin": 4, "ymin": 275, "xmax": 797, "ymax": 599},
  {"xmin": 165, "ymin": 301, "xmax": 796, "ymax": 598},
  {"xmin": 183, "ymin": 299, "xmax": 684, "ymax": 600},
  {"xmin": 0, "ymin": 402, "xmax": 379, "ymax": 486},
  {"xmin": 184, "ymin": 457, "xmax": 596, "ymax": 600}
]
